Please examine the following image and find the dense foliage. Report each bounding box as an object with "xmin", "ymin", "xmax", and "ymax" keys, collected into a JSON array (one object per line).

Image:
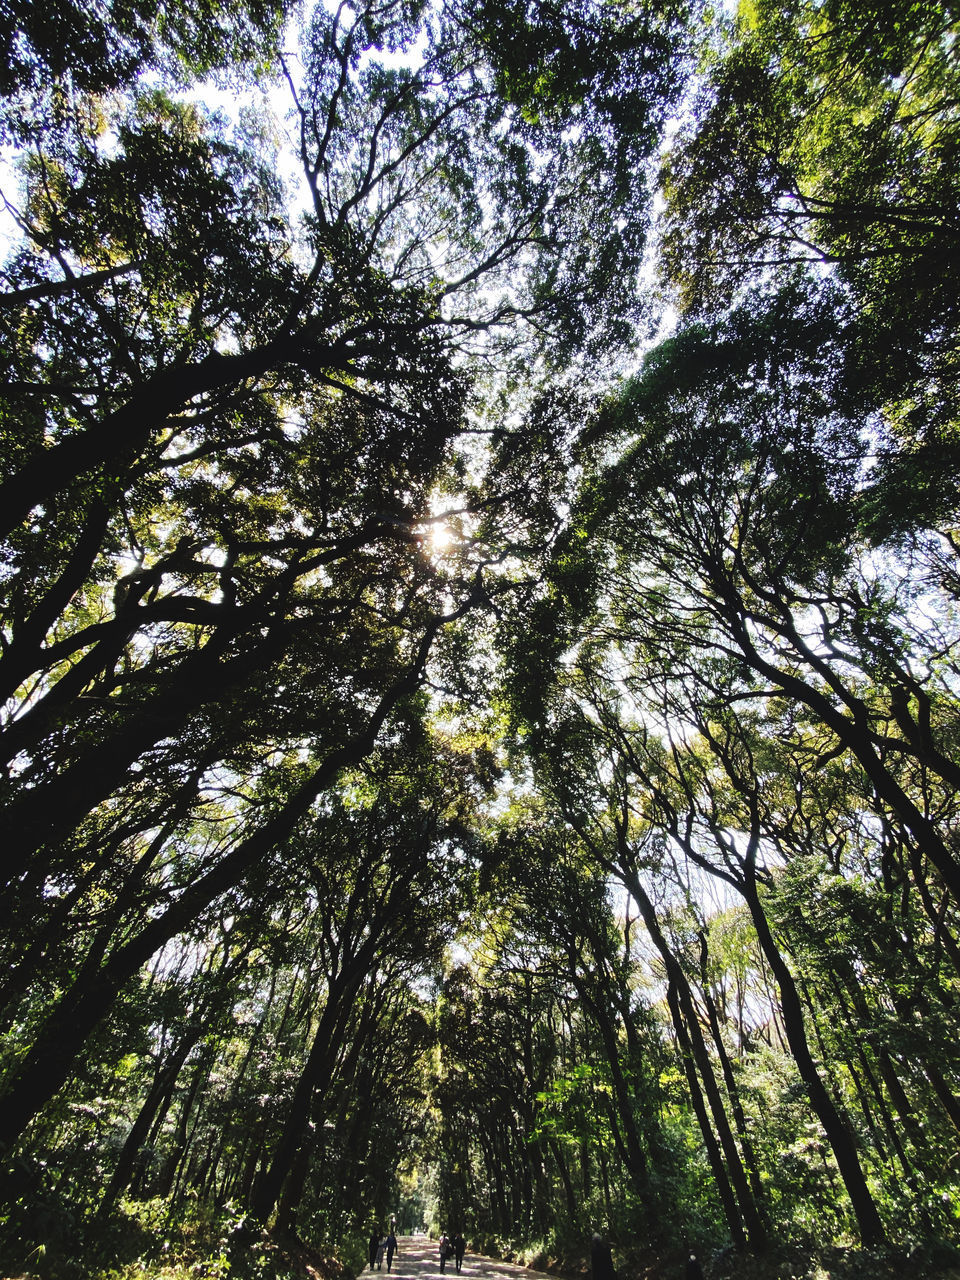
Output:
[{"xmin": 1, "ymin": 0, "xmax": 959, "ymax": 1276}]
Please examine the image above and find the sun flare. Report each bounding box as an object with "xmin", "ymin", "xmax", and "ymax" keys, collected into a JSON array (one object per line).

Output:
[{"xmin": 430, "ymin": 523, "xmax": 453, "ymax": 550}]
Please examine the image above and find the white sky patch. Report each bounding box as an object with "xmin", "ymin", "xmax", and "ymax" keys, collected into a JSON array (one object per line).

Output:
[{"xmin": 0, "ymin": 148, "xmax": 25, "ymax": 262}]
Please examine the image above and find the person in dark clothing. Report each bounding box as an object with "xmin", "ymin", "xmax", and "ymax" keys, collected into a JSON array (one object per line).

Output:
[
  {"xmin": 685, "ymin": 1251, "xmax": 705, "ymax": 1280},
  {"xmin": 453, "ymin": 1231, "xmax": 465, "ymax": 1272},
  {"xmin": 590, "ymin": 1233, "xmax": 616, "ymax": 1280},
  {"xmin": 369, "ymin": 1228, "xmax": 381, "ymax": 1271},
  {"xmin": 385, "ymin": 1230, "xmax": 399, "ymax": 1272}
]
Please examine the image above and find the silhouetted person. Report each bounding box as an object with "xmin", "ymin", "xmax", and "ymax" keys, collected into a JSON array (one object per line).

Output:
[
  {"xmin": 590, "ymin": 1233, "xmax": 615, "ymax": 1280},
  {"xmin": 685, "ymin": 1252, "xmax": 705, "ymax": 1280},
  {"xmin": 453, "ymin": 1231, "xmax": 465, "ymax": 1272},
  {"xmin": 369, "ymin": 1228, "xmax": 381, "ymax": 1271},
  {"xmin": 386, "ymin": 1230, "xmax": 398, "ymax": 1272}
]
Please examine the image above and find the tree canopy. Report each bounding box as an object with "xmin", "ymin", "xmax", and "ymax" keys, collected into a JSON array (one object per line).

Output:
[{"xmin": 2, "ymin": 0, "xmax": 959, "ymax": 1277}]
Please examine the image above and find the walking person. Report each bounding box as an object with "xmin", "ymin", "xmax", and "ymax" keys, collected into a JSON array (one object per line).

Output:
[
  {"xmin": 685, "ymin": 1252, "xmax": 704, "ymax": 1280},
  {"xmin": 439, "ymin": 1232, "xmax": 451, "ymax": 1273},
  {"xmin": 386, "ymin": 1228, "xmax": 399, "ymax": 1273},
  {"xmin": 369, "ymin": 1227, "xmax": 381, "ymax": 1271},
  {"xmin": 590, "ymin": 1233, "xmax": 616, "ymax": 1280},
  {"xmin": 453, "ymin": 1231, "xmax": 465, "ymax": 1273}
]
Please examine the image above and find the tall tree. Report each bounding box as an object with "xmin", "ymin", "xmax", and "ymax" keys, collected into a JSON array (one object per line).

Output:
[{"xmin": 0, "ymin": 0, "xmax": 686, "ymax": 1173}]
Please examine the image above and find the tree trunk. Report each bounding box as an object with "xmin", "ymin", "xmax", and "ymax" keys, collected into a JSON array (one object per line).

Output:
[
  {"xmin": 0, "ymin": 635, "xmax": 443, "ymax": 1155},
  {"xmin": 546, "ymin": 1134, "xmax": 577, "ymax": 1219},
  {"xmin": 696, "ymin": 935, "xmax": 767, "ymax": 1212},
  {"xmin": 99, "ymin": 1025, "xmax": 203, "ymax": 1211},
  {"xmin": 623, "ymin": 868, "xmax": 766, "ymax": 1249},
  {"xmin": 740, "ymin": 859, "xmax": 886, "ymax": 1246},
  {"xmin": 574, "ymin": 978, "xmax": 654, "ymax": 1215},
  {"xmin": 667, "ymin": 979, "xmax": 746, "ymax": 1249},
  {"xmin": 249, "ymin": 934, "xmax": 383, "ymax": 1226}
]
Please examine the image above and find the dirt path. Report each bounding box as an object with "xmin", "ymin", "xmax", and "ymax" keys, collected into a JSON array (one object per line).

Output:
[{"xmin": 366, "ymin": 1234, "xmax": 562, "ymax": 1280}]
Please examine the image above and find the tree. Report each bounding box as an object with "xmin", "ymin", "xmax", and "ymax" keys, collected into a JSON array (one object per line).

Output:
[
  {"xmin": 659, "ymin": 0, "xmax": 960, "ymax": 528},
  {"xmin": 566, "ymin": 287, "xmax": 960, "ymax": 916},
  {"xmin": 0, "ymin": 0, "xmax": 685, "ymax": 1174},
  {"xmin": 497, "ymin": 285, "xmax": 960, "ymax": 1245}
]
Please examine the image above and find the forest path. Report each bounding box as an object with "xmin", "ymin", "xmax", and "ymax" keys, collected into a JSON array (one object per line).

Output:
[{"xmin": 366, "ymin": 1233, "xmax": 568, "ymax": 1280}]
